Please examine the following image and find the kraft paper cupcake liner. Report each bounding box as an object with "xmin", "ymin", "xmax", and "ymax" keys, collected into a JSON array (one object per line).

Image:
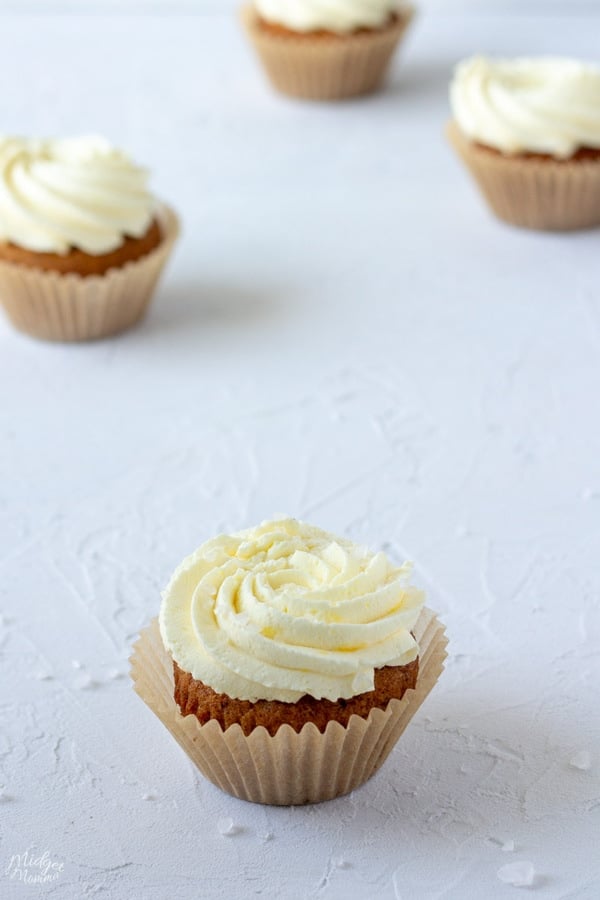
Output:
[
  {"xmin": 447, "ymin": 121, "xmax": 600, "ymax": 232},
  {"xmin": 130, "ymin": 608, "xmax": 447, "ymax": 806},
  {"xmin": 0, "ymin": 204, "xmax": 179, "ymax": 342},
  {"xmin": 241, "ymin": 5, "xmax": 415, "ymax": 101}
]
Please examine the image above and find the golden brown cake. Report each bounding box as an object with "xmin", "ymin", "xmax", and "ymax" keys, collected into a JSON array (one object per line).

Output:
[
  {"xmin": 0, "ymin": 219, "xmax": 163, "ymax": 277},
  {"xmin": 471, "ymin": 144, "xmax": 600, "ymax": 165},
  {"xmin": 173, "ymin": 655, "xmax": 419, "ymax": 736},
  {"xmin": 256, "ymin": 11, "xmax": 401, "ymax": 40}
]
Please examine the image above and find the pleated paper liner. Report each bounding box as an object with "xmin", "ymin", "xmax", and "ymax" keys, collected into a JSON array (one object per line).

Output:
[
  {"xmin": 0, "ymin": 204, "xmax": 179, "ymax": 342},
  {"xmin": 241, "ymin": 5, "xmax": 415, "ymax": 101},
  {"xmin": 130, "ymin": 608, "xmax": 447, "ymax": 806},
  {"xmin": 447, "ymin": 121, "xmax": 600, "ymax": 232}
]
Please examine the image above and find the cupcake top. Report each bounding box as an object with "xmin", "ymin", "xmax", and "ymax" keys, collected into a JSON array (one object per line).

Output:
[
  {"xmin": 0, "ymin": 135, "xmax": 155, "ymax": 255},
  {"xmin": 450, "ymin": 55, "xmax": 600, "ymax": 159},
  {"xmin": 159, "ymin": 517, "xmax": 425, "ymax": 703},
  {"xmin": 255, "ymin": 0, "xmax": 400, "ymax": 34}
]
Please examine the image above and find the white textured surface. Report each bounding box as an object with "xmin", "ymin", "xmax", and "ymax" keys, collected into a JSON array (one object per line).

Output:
[
  {"xmin": 2, "ymin": 1, "xmax": 599, "ymax": 13},
  {"xmin": 1, "ymin": 9, "xmax": 599, "ymax": 900}
]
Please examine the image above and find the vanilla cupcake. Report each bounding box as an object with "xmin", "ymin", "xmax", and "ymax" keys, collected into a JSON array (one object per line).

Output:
[
  {"xmin": 447, "ymin": 56, "xmax": 600, "ymax": 231},
  {"xmin": 0, "ymin": 135, "xmax": 179, "ymax": 341},
  {"xmin": 131, "ymin": 518, "xmax": 447, "ymax": 805},
  {"xmin": 241, "ymin": 1, "xmax": 415, "ymax": 101}
]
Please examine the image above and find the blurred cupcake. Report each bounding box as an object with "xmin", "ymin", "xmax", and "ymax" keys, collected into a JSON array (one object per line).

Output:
[
  {"xmin": 241, "ymin": 1, "xmax": 415, "ymax": 101},
  {"xmin": 131, "ymin": 517, "xmax": 447, "ymax": 805},
  {"xmin": 447, "ymin": 56, "xmax": 600, "ymax": 231},
  {"xmin": 0, "ymin": 135, "xmax": 179, "ymax": 342}
]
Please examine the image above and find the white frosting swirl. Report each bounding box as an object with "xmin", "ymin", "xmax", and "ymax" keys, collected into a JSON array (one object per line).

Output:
[
  {"xmin": 159, "ymin": 518, "xmax": 424, "ymax": 703},
  {"xmin": 0, "ymin": 135, "xmax": 155, "ymax": 254},
  {"xmin": 450, "ymin": 56, "xmax": 600, "ymax": 159},
  {"xmin": 255, "ymin": 0, "xmax": 400, "ymax": 34}
]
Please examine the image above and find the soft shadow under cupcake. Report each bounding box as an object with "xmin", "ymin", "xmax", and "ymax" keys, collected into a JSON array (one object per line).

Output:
[{"xmin": 140, "ymin": 281, "xmax": 281, "ymax": 339}]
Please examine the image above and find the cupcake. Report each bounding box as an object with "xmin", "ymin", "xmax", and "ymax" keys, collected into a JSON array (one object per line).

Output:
[
  {"xmin": 131, "ymin": 517, "xmax": 447, "ymax": 805},
  {"xmin": 447, "ymin": 56, "xmax": 600, "ymax": 231},
  {"xmin": 241, "ymin": 1, "xmax": 415, "ymax": 101},
  {"xmin": 0, "ymin": 135, "xmax": 179, "ymax": 342}
]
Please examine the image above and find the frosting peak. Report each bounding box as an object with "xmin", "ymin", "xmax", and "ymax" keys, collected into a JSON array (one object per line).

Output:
[
  {"xmin": 0, "ymin": 135, "xmax": 155, "ymax": 254},
  {"xmin": 450, "ymin": 55, "xmax": 600, "ymax": 159},
  {"xmin": 255, "ymin": 0, "xmax": 400, "ymax": 34},
  {"xmin": 159, "ymin": 518, "xmax": 425, "ymax": 703}
]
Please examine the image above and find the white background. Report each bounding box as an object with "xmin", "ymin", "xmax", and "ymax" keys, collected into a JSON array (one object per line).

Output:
[
  {"xmin": 1, "ymin": 1, "xmax": 600, "ymax": 12},
  {"xmin": 1, "ymin": 3, "xmax": 599, "ymax": 900}
]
